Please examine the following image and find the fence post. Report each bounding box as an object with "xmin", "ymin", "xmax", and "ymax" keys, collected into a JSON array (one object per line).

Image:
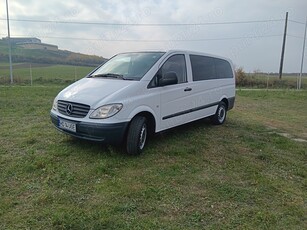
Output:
[
  {"xmin": 30, "ymin": 63, "xmax": 33, "ymax": 86},
  {"xmin": 74, "ymin": 66, "xmax": 77, "ymax": 81},
  {"xmin": 298, "ymin": 17, "xmax": 307, "ymax": 90}
]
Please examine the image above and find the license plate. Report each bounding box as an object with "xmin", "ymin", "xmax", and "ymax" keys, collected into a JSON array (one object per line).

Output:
[{"xmin": 59, "ymin": 119, "xmax": 76, "ymax": 132}]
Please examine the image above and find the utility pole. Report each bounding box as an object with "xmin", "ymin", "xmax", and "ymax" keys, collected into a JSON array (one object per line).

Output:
[
  {"xmin": 298, "ymin": 17, "xmax": 307, "ymax": 90},
  {"xmin": 279, "ymin": 12, "xmax": 288, "ymax": 79},
  {"xmin": 6, "ymin": 0, "xmax": 13, "ymax": 84}
]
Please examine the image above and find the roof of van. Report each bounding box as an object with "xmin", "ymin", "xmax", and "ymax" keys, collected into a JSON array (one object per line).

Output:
[
  {"xmin": 116, "ymin": 50, "xmax": 233, "ymax": 63},
  {"xmin": 168, "ymin": 50, "xmax": 230, "ymax": 60}
]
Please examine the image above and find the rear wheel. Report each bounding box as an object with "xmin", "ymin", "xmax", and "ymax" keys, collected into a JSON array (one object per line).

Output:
[
  {"xmin": 126, "ymin": 116, "xmax": 147, "ymax": 155},
  {"xmin": 211, "ymin": 101, "xmax": 227, "ymax": 125}
]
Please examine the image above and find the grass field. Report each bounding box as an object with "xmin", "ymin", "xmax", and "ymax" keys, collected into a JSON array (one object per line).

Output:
[
  {"xmin": 0, "ymin": 63, "xmax": 95, "ymax": 85},
  {"xmin": 0, "ymin": 86, "xmax": 306, "ymax": 229}
]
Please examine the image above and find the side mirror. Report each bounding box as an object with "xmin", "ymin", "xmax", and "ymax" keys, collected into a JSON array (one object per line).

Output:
[{"xmin": 159, "ymin": 72, "xmax": 178, "ymax": 86}]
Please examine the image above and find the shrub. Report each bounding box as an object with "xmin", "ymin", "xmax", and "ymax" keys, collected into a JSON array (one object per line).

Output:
[{"xmin": 235, "ymin": 67, "xmax": 247, "ymax": 86}]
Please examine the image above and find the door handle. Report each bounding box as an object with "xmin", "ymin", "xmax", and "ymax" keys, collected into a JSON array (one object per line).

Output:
[{"xmin": 184, "ymin": 87, "xmax": 192, "ymax": 92}]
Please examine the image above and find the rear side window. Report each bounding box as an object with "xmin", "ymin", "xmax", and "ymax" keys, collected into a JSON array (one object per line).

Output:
[
  {"xmin": 190, "ymin": 55, "xmax": 215, "ymax": 81},
  {"xmin": 190, "ymin": 55, "xmax": 233, "ymax": 81},
  {"xmin": 214, "ymin": 58, "xmax": 233, "ymax": 79}
]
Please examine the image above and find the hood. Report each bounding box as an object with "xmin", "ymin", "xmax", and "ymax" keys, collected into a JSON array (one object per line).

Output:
[{"xmin": 58, "ymin": 78, "xmax": 137, "ymax": 108}]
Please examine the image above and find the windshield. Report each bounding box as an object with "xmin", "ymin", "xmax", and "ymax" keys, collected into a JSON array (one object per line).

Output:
[{"xmin": 89, "ymin": 52, "xmax": 165, "ymax": 80}]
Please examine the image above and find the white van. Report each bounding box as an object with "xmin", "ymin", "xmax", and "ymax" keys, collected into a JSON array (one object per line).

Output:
[{"xmin": 50, "ymin": 50, "xmax": 235, "ymax": 154}]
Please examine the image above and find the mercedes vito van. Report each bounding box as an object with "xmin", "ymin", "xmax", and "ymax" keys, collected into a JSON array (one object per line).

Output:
[{"xmin": 50, "ymin": 50, "xmax": 235, "ymax": 155}]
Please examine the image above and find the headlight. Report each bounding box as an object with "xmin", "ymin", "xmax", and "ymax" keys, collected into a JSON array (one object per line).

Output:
[
  {"xmin": 90, "ymin": 104, "xmax": 123, "ymax": 119},
  {"xmin": 52, "ymin": 99, "xmax": 58, "ymax": 111}
]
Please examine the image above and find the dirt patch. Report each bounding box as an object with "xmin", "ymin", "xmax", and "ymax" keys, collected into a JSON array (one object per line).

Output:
[
  {"xmin": 267, "ymin": 127, "xmax": 307, "ymax": 143},
  {"xmin": 292, "ymin": 138, "xmax": 307, "ymax": 143}
]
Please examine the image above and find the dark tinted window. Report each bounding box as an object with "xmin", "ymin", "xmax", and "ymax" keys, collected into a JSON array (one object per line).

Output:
[
  {"xmin": 190, "ymin": 54, "xmax": 233, "ymax": 81},
  {"xmin": 190, "ymin": 55, "xmax": 216, "ymax": 81},
  {"xmin": 148, "ymin": 54, "xmax": 187, "ymax": 88},
  {"xmin": 161, "ymin": 54, "xmax": 187, "ymax": 84},
  {"xmin": 215, "ymin": 58, "xmax": 233, "ymax": 78}
]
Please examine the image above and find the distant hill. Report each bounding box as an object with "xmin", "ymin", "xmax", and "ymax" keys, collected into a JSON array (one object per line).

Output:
[{"xmin": 0, "ymin": 39, "xmax": 107, "ymax": 67}]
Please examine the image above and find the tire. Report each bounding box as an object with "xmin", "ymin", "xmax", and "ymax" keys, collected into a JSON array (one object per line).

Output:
[
  {"xmin": 211, "ymin": 102, "xmax": 227, "ymax": 125},
  {"xmin": 126, "ymin": 116, "xmax": 147, "ymax": 155}
]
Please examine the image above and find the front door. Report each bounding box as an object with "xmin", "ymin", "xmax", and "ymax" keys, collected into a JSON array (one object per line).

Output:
[{"xmin": 158, "ymin": 54, "xmax": 194, "ymax": 130}]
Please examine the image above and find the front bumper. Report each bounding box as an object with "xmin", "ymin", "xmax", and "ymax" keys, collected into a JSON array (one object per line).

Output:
[{"xmin": 50, "ymin": 112, "xmax": 129, "ymax": 143}]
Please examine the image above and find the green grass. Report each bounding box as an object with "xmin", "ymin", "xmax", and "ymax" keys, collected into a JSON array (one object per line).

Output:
[
  {"xmin": 0, "ymin": 87, "xmax": 306, "ymax": 229},
  {"xmin": 0, "ymin": 63, "xmax": 94, "ymax": 85},
  {"xmin": 236, "ymin": 89, "xmax": 307, "ymax": 139}
]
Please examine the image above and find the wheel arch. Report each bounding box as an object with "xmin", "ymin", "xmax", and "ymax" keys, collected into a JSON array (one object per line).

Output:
[
  {"xmin": 126, "ymin": 107, "xmax": 157, "ymax": 137},
  {"xmin": 220, "ymin": 97, "xmax": 229, "ymax": 110},
  {"xmin": 134, "ymin": 111, "xmax": 156, "ymax": 136}
]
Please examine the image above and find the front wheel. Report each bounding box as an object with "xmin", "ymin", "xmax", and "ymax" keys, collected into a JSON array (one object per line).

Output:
[
  {"xmin": 211, "ymin": 102, "xmax": 227, "ymax": 125},
  {"xmin": 126, "ymin": 116, "xmax": 147, "ymax": 155}
]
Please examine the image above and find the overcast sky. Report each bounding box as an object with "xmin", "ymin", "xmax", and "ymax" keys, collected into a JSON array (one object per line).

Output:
[{"xmin": 0, "ymin": 0, "xmax": 306, "ymax": 73}]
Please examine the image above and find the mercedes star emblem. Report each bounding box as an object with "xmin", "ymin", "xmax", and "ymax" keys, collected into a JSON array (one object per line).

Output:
[{"xmin": 66, "ymin": 103, "xmax": 73, "ymax": 115}]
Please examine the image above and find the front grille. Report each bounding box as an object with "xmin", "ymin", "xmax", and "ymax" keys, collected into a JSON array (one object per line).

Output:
[{"xmin": 57, "ymin": 100, "xmax": 90, "ymax": 118}]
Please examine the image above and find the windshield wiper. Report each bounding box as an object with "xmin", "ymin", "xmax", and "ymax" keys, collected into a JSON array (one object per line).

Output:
[
  {"xmin": 90, "ymin": 73, "xmax": 124, "ymax": 79},
  {"xmin": 89, "ymin": 73, "xmax": 139, "ymax": 81}
]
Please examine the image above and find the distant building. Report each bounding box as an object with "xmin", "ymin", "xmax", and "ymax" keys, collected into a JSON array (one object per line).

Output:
[
  {"xmin": 2, "ymin": 37, "xmax": 41, "ymax": 44},
  {"xmin": 1, "ymin": 37, "xmax": 58, "ymax": 51},
  {"xmin": 19, "ymin": 43, "xmax": 58, "ymax": 51}
]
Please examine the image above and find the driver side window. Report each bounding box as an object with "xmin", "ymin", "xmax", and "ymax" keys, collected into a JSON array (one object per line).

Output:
[{"xmin": 148, "ymin": 54, "xmax": 187, "ymax": 88}]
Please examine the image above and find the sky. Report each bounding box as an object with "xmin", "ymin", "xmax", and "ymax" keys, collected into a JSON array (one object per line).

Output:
[{"xmin": 0, "ymin": 0, "xmax": 306, "ymax": 73}]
